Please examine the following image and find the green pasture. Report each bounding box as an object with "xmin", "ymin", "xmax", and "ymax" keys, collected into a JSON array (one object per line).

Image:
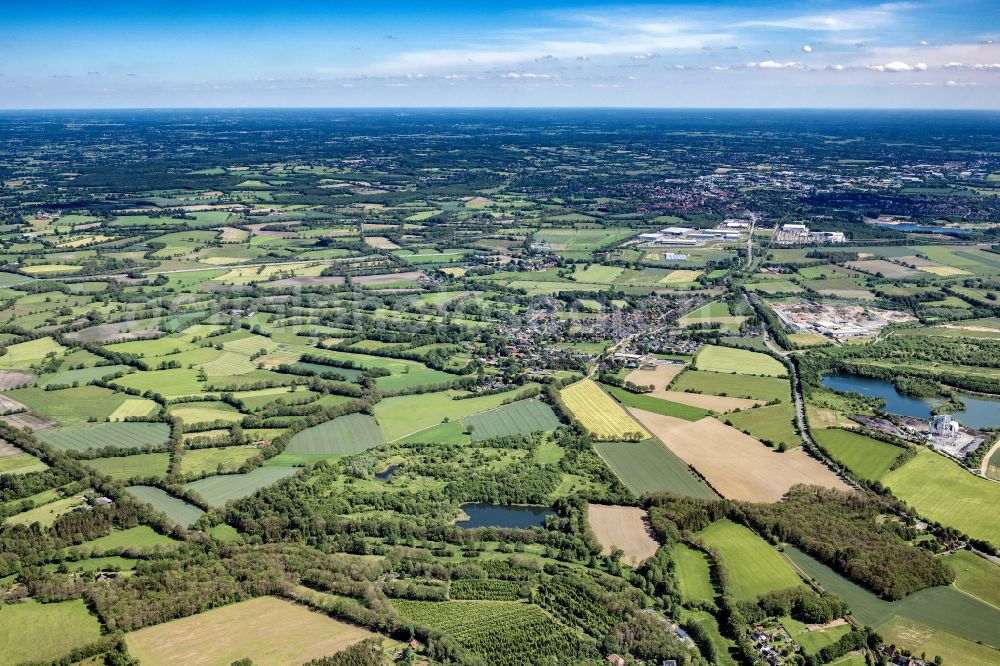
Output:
[
  {"xmin": 671, "ymin": 370, "xmax": 791, "ymax": 403},
  {"xmin": 38, "ymin": 422, "xmax": 170, "ymax": 453},
  {"xmin": 286, "ymin": 413, "xmax": 385, "ymax": 455},
  {"xmin": 884, "ymin": 450, "xmax": 1000, "ymax": 546},
  {"xmin": 593, "ymin": 439, "xmax": 716, "ymax": 499},
  {"xmin": 725, "ymin": 402, "xmax": 800, "ymax": 449},
  {"xmin": 463, "ymin": 399, "xmax": 561, "ymax": 441},
  {"xmin": 674, "ymin": 542, "xmax": 716, "ymax": 604},
  {"xmin": 697, "ymin": 519, "xmax": 804, "ymax": 601},
  {"xmin": 126, "ymin": 485, "xmax": 204, "ymax": 526},
  {"xmin": 182, "ymin": 466, "xmax": 298, "ymax": 507},
  {"xmin": 813, "ymin": 429, "xmax": 905, "ymax": 481},
  {"xmin": 0, "ymin": 599, "xmax": 101, "ymax": 665},
  {"xmin": 694, "ymin": 345, "xmax": 787, "ymax": 377},
  {"xmin": 83, "ymin": 453, "xmax": 170, "ymax": 480},
  {"xmin": 375, "ymin": 387, "xmax": 529, "ymax": 442}
]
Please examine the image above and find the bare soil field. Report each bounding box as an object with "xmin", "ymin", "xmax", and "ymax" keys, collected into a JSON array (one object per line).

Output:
[
  {"xmin": 0, "ymin": 370, "xmax": 36, "ymax": 390},
  {"xmin": 66, "ymin": 321, "xmax": 160, "ymax": 343},
  {"xmin": 650, "ymin": 390, "xmax": 763, "ymax": 413},
  {"xmin": 587, "ymin": 504, "xmax": 660, "ymax": 566},
  {"xmin": 625, "ymin": 363, "xmax": 685, "ymax": 390},
  {"xmin": 0, "ymin": 439, "xmax": 24, "ymax": 457},
  {"xmin": 0, "ymin": 394, "xmax": 29, "ymax": 415},
  {"xmin": 1, "ymin": 412, "xmax": 58, "ymax": 431},
  {"xmin": 246, "ymin": 222, "xmax": 297, "ymax": 238},
  {"xmin": 364, "ymin": 236, "xmax": 401, "ymax": 249},
  {"xmin": 268, "ymin": 276, "xmax": 345, "ymax": 287},
  {"xmin": 352, "ymin": 271, "xmax": 424, "ymax": 285},
  {"xmin": 628, "ymin": 409, "xmax": 849, "ymax": 502}
]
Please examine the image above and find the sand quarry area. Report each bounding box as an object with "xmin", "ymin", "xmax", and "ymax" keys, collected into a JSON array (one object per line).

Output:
[{"xmin": 629, "ymin": 409, "xmax": 849, "ymax": 503}]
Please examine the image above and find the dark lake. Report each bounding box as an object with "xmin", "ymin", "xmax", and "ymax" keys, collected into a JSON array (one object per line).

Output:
[{"xmin": 456, "ymin": 503, "xmax": 554, "ymax": 529}]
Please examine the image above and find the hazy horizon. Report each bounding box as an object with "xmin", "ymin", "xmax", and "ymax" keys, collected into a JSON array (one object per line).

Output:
[{"xmin": 2, "ymin": 0, "xmax": 998, "ymax": 110}]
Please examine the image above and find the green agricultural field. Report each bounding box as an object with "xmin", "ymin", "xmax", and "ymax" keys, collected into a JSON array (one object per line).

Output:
[
  {"xmin": 671, "ymin": 370, "xmax": 791, "ymax": 403},
  {"xmin": 37, "ymin": 364, "xmax": 132, "ymax": 388},
  {"xmin": 167, "ymin": 401, "xmax": 243, "ymax": 425},
  {"xmin": 375, "ymin": 387, "xmax": 528, "ymax": 442},
  {"xmin": 593, "ymin": 439, "xmax": 716, "ymax": 499},
  {"xmin": 879, "ymin": 617, "xmax": 1000, "ymax": 666},
  {"xmin": 604, "ymin": 384, "xmax": 712, "ymax": 421},
  {"xmin": 785, "ymin": 545, "xmax": 1000, "ymax": 650},
  {"xmin": 7, "ymin": 385, "xmax": 127, "ymax": 425},
  {"xmin": 883, "ymin": 450, "xmax": 1000, "ymax": 546},
  {"xmin": 393, "ymin": 599, "xmax": 582, "ymax": 666},
  {"xmin": 397, "ymin": 419, "xmax": 471, "ymax": 444},
  {"xmin": 286, "ymin": 413, "xmax": 385, "ymax": 455},
  {"xmin": 0, "ymin": 599, "xmax": 102, "ymax": 665},
  {"xmin": 179, "ymin": 446, "xmax": 260, "ymax": 476},
  {"xmin": 0, "ymin": 451, "xmax": 47, "ymax": 475},
  {"xmin": 38, "ymin": 422, "xmax": 171, "ymax": 452},
  {"xmin": 463, "ymin": 399, "xmax": 561, "ymax": 441},
  {"xmin": 70, "ymin": 525, "xmax": 178, "ymax": 552},
  {"xmin": 6, "ymin": 494, "xmax": 85, "ymax": 527},
  {"xmin": 697, "ymin": 519, "xmax": 804, "ymax": 601},
  {"xmin": 0, "ymin": 336, "xmax": 66, "ymax": 369},
  {"xmin": 694, "ymin": 345, "xmax": 787, "ymax": 377},
  {"xmin": 572, "ymin": 264, "xmax": 624, "ymax": 283},
  {"xmin": 108, "ymin": 398, "xmax": 159, "ymax": 420},
  {"xmin": 813, "ymin": 429, "xmax": 905, "ymax": 481},
  {"xmin": 725, "ymin": 402, "xmax": 800, "ymax": 449},
  {"xmin": 674, "ymin": 542, "xmax": 715, "ymax": 604},
  {"xmin": 183, "ymin": 466, "xmax": 298, "ymax": 507},
  {"xmin": 83, "ymin": 453, "xmax": 170, "ymax": 480},
  {"xmin": 682, "ymin": 301, "xmax": 731, "ymax": 319},
  {"xmin": 781, "ymin": 615, "xmax": 853, "ymax": 655},
  {"xmin": 112, "ymin": 368, "xmax": 205, "ymax": 398},
  {"xmin": 943, "ymin": 550, "xmax": 1000, "ymax": 607},
  {"xmin": 679, "ymin": 608, "xmax": 739, "ymax": 666},
  {"xmin": 126, "ymin": 485, "xmax": 204, "ymax": 527}
]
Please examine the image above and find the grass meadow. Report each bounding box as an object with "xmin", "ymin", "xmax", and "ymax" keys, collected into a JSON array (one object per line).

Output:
[
  {"xmin": 697, "ymin": 519, "xmax": 804, "ymax": 601},
  {"xmin": 813, "ymin": 429, "xmax": 905, "ymax": 481},
  {"xmin": 593, "ymin": 439, "xmax": 716, "ymax": 499}
]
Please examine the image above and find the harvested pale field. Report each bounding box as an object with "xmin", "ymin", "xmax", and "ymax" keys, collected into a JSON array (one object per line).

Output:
[
  {"xmin": 844, "ymin": 259, "xmax": 921, "ymax": 278},
  {"xmin": 651, "ymin": 390, "xmax": 763, "ymax": 413},
  {"xmin": 625, "ymin": 362, "xmax": 685, "ymax": 390},
  {"xmin": 218, "ymin": 226, "xmax": 249, "ymax": 243},
  {"xmin": 628, "ymin": 409, "xmax": 849, "ymax": 503},
  {"xmin": 352, "ymin": 271, "xmax": 424, "ymax": 285},
  {"xmin": 1, "ymin": 412, "xmax": 57, "ymax": 431},
  {"xmin": 0, "ymin": 394, "xmax": 29, "ymax": 415},
  {"xmin": 0, "ymin": 369, "xmax": 36, "ymax": 389},
  {"xmin": 364, "ymin": 236, "xmax": 400, "ymax": 249},
  {"xmin": 126, "ymin": 596, "xmax": 379, "ymax": 666},
  {"xmin": 267, "ymin": 275, "xmax": 345, "ymax": 287},
  {"xmin": 587, "ymin": 504, "xmax": 660, "ymax": 566},
  {"xmin": 245, "ymin": 223, "xmax": 297, "ymax": 238}
]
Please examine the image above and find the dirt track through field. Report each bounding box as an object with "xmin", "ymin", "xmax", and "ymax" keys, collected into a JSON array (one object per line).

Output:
[
  {"xmin": 587, "ymin": 504, "xmax": 660, "ymax": 566},
  {"xmin": 628, "ymin": 409, "xmax": 849, "ymax": 502}
]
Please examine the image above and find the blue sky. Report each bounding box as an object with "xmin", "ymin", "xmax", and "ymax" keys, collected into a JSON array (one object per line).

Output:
[{"xmin": 1, "ymin": 1, "xmax": 998, "ymax": 108}]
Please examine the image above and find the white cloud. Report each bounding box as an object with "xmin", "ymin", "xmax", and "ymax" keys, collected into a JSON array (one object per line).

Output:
[
  {"xmin": 499, "ymin": 72, "xmax": 555, "ymax": 79},
  {"xmin": 632, "ymin": 52, "xmax": 659, "ymax": 60},
  {"xmin": 870, "ymin": 60, "xmax": 916, "ymax": 72},
  {"xmin": 735, "ymin": 3, "xmax": 914, "ymax": 32},
  {"xmin": 747, "ymin": 60, "xmax": 804, "ymax": 69},
  {"xmin": 802, "ymin": 45, "xmax": 813, "ymax": 53}
]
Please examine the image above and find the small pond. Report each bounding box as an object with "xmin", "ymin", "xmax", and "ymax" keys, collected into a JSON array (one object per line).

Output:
[
  {"xmin": 375, "ymin": 465, "xmax": 399, "ymax": 481},
  {"xmin": 456, "ymin": 503, "xmax": 554, "ymax": 529}
]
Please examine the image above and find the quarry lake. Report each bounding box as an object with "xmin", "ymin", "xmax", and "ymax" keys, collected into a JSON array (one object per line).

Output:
[
  {"xmin": 456, "ymin": 503, "xmax": 554, "ymax": 529},
  {"xmin": 822, "ymin": 374, "xmax": 1000, "ymax": 428}
]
